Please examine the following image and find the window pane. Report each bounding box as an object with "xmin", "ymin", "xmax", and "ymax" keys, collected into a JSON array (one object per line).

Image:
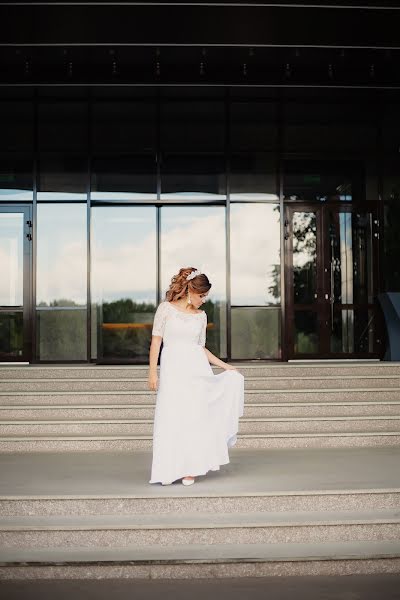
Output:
[
  {"xmin": 284, "ymin": 101, "xmax": 377, "ymax": 152},
  {"xmin": 161, "ymin": 101, "xmax": 225, "ymax": 151},
  {"xmin": 294, "ymin": 311, "xmax": 318, "ymax": 354},
  {"xmin": 284, "ymin": 161, "xmax": 363, "ymax": 203},
  {"xmin": 230, "ymin": 102, "xmax": 277, "ymax": 151},
  {"xmin": 92, "ymin": 102, "xmax": 156, "ymax": 152},
  {"xmin": 38, "ymin": 155, "xmax": 87, "ymax": 200},
  {"xmin": 161, "ymin": 206, "xmax": 227, "ymax": 357},
  {"xmin": 161, "ymin": 154, "xmax": 226, "ymax": 201},
  {"xmin": 36, "ymin": 203, "xmax": 87, "ymax": 360},
  {"xmin": 230, "ymin": 203, "xmax": 280, "ymax": 305},
  {"xmin": 37, "ymin": 309, "xmax": 87, "ymax": 361},
  {"xmin": 38, "ymin": 102, "xmax": 87, "ymax": 151},
  {"xmin": 0, "ymin": 213, "xmax": 24, "ymax": 305},
  {"xmin": 231, "ymin": 307, "xmax": 281, "ymax": 359},
  {"xmin": 0, "ymin": 101, "xmax": 33, "ymax": 152},
  {"xmin": 292, "ymin": 211, "xmax": 317, "ymax": 305},
  {"xmin": 91, "ymin": 155, "xmax": 156, "ymax": 200},
  {"xmin": 0, "ymin": 312, "xmax": 23, "ymax": 359},
  {"xmin": 383, "ymin": 158, "xmax": 400, "ymax": 292},
  {"xmin": 230, "ymin": 153, "xmax": 278, "ymax": 201},
  {"xmin": 91, "ymin": 206, "xmax": 157, "ymax": 361},
  {"xmin": 0, "ymin": 157, "xmax": 33, "ymax": 201}
]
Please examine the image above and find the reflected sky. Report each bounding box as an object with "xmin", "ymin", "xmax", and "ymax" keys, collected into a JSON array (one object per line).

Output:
[
  {"xmin": 91, "ymin": 206, "xmax": 157, "ymax": 304},
  {"xmin": 0, "ymin": 213, "xmax": 24, "ymax": 306},
  {"xmin": 230, "ymin": 203, "xmax": 280, "ymax": 305},
  {"xmin": 0, "ymin": 189, "xmax": 33, "ymax": 200},
  {"xmin": 36, "ymin": 204, "xmax": 87, "ymax": 306},
  {"xmin": 161, "ymin": 206, "xmax": 226, "ymax": 301}
]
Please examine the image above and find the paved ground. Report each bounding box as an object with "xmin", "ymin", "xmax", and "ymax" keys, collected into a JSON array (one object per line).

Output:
[
  {"xmin": 1, "ymin": 575, "xmax": 400, "ymax": 600},
  {"xmin": 1, "ymin": 446, "xmax": 400, "ymax": 497}
]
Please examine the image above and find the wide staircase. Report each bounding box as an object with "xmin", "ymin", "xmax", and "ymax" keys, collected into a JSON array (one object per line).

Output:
[
  {"xmin": 0, "ymin": 363, "xmax": 400, "ymax": 450},
  {"xmin": 0, "ymin": 361, "xmax": 400, "ymax": 579}
]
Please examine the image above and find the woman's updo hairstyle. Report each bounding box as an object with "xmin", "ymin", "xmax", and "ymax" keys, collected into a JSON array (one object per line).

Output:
[{"xmin": 165, "ymin": 267, "xmax": 211, "ymax": 302}]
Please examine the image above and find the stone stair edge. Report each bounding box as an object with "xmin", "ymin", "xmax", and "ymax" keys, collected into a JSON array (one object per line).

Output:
[
  {"xmin": 2, "ymin": 415, "xmax": 400, "ymax": 424},
  {"xmin": 1, "ymin": 539, "xmax": 400, "ymax": 564},
  {"xmin": 3, "ymin": 375, "xmax": 400, "ymax": 382},
  {"xmin": 2, "ymin": 431, "xmax": 400, "ymax": 441},
  {"xmin": 1, "ymin": 508, "xmax": 400, "ymax": 531}
]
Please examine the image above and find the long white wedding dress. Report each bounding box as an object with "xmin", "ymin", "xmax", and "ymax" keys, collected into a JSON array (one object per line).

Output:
[{"xmin": 149, "ymin": 301, "xmax": 244, "ymax": 485}]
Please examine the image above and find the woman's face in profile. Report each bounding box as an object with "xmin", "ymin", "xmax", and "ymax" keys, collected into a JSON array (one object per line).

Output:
[{"xmin": 191, "ymin": 291, "xmax": 209, "ymax": 309}]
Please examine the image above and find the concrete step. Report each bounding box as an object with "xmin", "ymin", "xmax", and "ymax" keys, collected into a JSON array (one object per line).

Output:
[
  {"xmin": 3, "ymin": 388, "xmax": 400, "ymax": 406},
  {"xmin": 2, "ymin": 489, "xmax": 399, "ymax": 518},
  {"xmin": 1, "ymin": 432, "xmax": 400, "ymax": 452},
  {"xmin": 1, "ymin": 508, "xmax": 399, "ymax": 549},
  {"xmin": 1, "ymin": 416, "xmax": 400, "ymax": 437},
  {"xmin": 1, "ymin": 540, "xmax": 400, "ymax": 578},
  {"xmin": 0, "ymin": 375, "xmax": 397, "ymax": 393},
  {"xmin": 2, "ymin": 362, "xmax": 400, "ymax": 379},
  {"xmin": 2, "ymin": 401, "xmax": 400, "ymax": 420},
  {"xmin": 3, "ymin": 375, "xmax": 400, "ymax": 393}
]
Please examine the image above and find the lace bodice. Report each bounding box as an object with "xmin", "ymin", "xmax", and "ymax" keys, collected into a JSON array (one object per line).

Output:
[{"xmin": 152, "ymin": 301, "xmax": 207, "ymax": 347}]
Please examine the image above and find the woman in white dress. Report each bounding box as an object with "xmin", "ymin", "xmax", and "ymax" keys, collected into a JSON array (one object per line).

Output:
[{"xmin": 148, "ymin": 267, "xmax": 244, "ymax": 486}]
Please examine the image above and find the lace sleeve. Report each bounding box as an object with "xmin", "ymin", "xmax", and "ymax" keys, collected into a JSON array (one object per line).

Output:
[
  {"xmin": 199, "ymin": 311, "xmax": 207, "ymax": 347},
  {"xmin": 152, "ymin": 302, "xmax": 168, "ymax": 338}
]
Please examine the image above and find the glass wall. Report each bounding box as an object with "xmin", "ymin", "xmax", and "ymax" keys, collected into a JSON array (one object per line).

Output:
[{"xmin": 0, "ymin": 87, "xmax": 387, "ymax": 362}]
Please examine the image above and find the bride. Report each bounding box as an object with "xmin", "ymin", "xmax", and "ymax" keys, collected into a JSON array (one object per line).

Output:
[{"xmin": 148, "ymin": 267, "xmax": 244, "ymax": 486}]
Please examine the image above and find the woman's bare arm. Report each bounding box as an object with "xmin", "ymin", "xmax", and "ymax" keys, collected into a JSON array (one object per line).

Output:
[{"xmin": 148, "ymin": 336, "xmax": 162, "ymax": 390}]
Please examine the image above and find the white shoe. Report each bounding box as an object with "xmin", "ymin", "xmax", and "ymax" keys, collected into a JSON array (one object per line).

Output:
[
  {"xmin": 161, "ymin": 481, "xmax": 173, "ymax": 486},
  {"xmin": 182, "ymin": 477, "xmax": 195, "ymax": 486}
]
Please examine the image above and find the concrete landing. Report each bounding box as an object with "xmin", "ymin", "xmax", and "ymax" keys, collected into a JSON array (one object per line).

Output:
[{"xmin": 0, "ymin": 447, "xmax": 399, "ymax": 499}]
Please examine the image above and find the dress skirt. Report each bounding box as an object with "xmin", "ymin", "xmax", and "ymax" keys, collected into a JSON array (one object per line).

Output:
[{"xmin": 149, "ymin": 341, "xmax": 245, "ymax": 484}]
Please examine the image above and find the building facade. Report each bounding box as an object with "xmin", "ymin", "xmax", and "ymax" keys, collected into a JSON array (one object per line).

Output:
[{"xmin": 1, "ymin": 2, "xmax": 400, "ymax": 364}]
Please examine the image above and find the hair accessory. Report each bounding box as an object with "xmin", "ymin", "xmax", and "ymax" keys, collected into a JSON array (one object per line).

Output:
[{"xmin": 186, "ymin": 269, "xmax": 201, "ymax": 281}]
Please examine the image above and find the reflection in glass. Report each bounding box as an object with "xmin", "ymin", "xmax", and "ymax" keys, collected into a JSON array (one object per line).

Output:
[
  {"xmin": 38, "ymin": 102, "xmax": 87, "ymax": 151},
  {"xmin": 329, "ymin": 211, "xmax": 373, "ymax": 306},
  {"xmin": 230, "ymin": 153, "xmax": 278, "ymax": 201},
  {"xmin": 0, "ymin": 213, "xmax": 23, "ymax": 306},
  {"xmin": 0, "ymin": 101, "xmax": 34, "ymax": 152},
  {"xmin": 283, "ymin": 161, "xmax": 358, "ymax": 203},
  {"xmin": 292, "ymin": 212, "xmax": 317, "ymax": 304},
  {"xmin": 91, "ymin": 155, "xmax": 157, "ymax": 200},
  {"xmin": 36, "ymin": 204, "xmax": 87, "ymax": 360},
  {"xmin": 331, "ymin": 309, "xmax": 374, "ymax": 354},
  {"xmin": 161, "ymin": 102, "xmax": 225, "ymax": 151},
  {"xmin": 161, "ymin": 154, "xmax": 226, "ymax": 201},
  {"xmin": 37, "ymin": 309, "xmax": 87, "ymax": 361},
  {"xmin": 91, "ymin": 206, "xmax": 157, "ymax": 361},
  {"xmin": 231, "ymin": 307, "xmax": 281, "ymax": 359},
  {"xmin": 0, "ymin": 313, "xmax": 23, "ymax": 359},
  {"xmin": 161, "ymin": 206, "xmax": 226, "ymax": 357},
  {"xmin": 38, "ymin": 155, "xmax": 87, "ymax": 200},
  {"xmin": 92, "ymin": 102, "xmax": 156, "ymax": 152},
  {"xmin": 0, "ymin": 158, "xmax": 33, "ymax": 201},
  {"xmin": 230, "ymin": 102, "xmax": 277, "ymax": 151},
  {"xmin": 294, "ymin": 311, "xmax": 318, "ymax": 354},
  {"xmin": 230, "ymin": 203, "xmax": 280, "ymax": 305}
]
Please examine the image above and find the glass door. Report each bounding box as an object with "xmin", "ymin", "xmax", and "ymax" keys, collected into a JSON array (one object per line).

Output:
[
  {"xmin": 285, "ymin": 203, "xmax": 380, "ymax": 359},
  {"xmin": 0, "ymin": 206, "xmax": 32, "ymax": 361}
]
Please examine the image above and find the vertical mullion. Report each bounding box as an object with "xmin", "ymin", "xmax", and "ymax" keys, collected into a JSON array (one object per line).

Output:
[
  {"xmin": 87, "ymin": 88, "xmax": 92, "ymax": 362},
  {"xmin": 32, "ymin": 88, "xmax": 38, "ymax": 363},
  {"xmin": 278, "ymin": 90, "xmax": 286, "ymax": 362},
  {"xmin": 225, "ymin": 87, "xmax": 231, "ymax": 361},
  {"xmin": 156, "ymin": 88, "xmax": 161, "ymax": 305}
]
